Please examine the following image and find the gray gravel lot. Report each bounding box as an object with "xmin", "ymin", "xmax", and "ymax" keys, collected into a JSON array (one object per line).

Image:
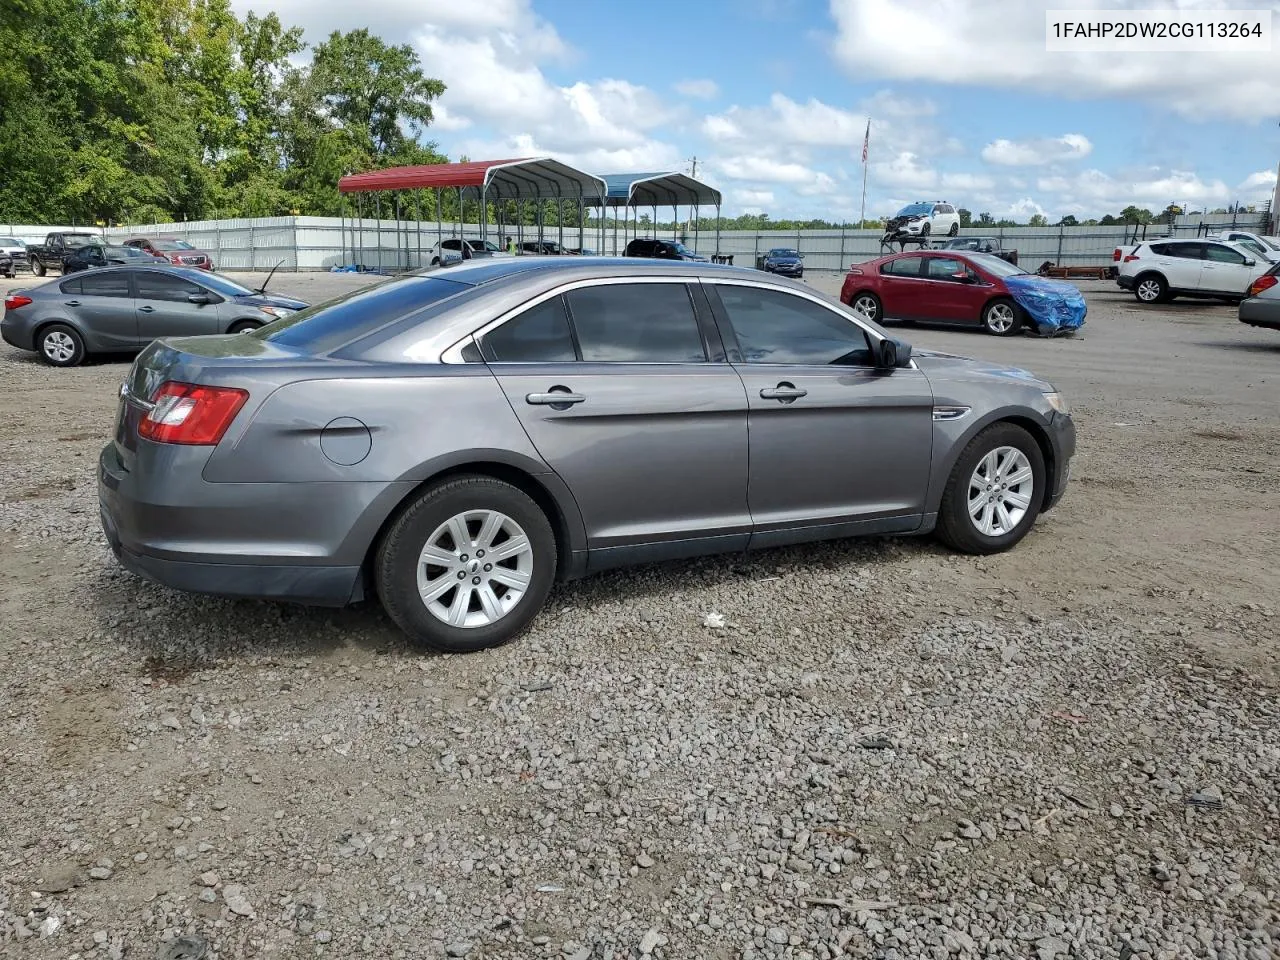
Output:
[{"xmin": 2, "ymin": 269, "xmax": 1278, "ymax": 959}]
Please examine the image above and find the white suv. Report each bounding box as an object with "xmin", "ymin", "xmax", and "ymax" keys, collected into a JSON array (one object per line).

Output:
[
  {"xmin": 1209, "ymin": 231, "xmax": 1280, "ymax": 264},
  {"xmin": 887, "ymin": 201, "xmax": 961, "ymax": 239},
  {"xmin": 1118, "ymin": 238, "xmax": 1272, "ymax": 304},
  {"xmin": 428, "ymin": 238, "xmax": 512, "ymax": 266}
]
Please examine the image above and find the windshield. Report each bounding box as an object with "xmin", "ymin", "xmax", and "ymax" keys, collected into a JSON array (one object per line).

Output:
[
  {"xmin": 769, "ymin": 249, "xmax": 800, "ymax": 257},
  {"xmin": 896, "ymin": 203, "xmax": 934, "ymax": 217},
  {"xmin": 944, "ymin": 238, "xmax": 984, "ymax": 250},
  {"xmin": 1261, "ymin": 236, "xmax": 1280, "ymax": 251},
  {"xmin": 969, "ymin": 253, "xmax": 1028, "ymax": 278},
  {"xmin": 669, "ymin": 242, "xmax": 693, "ymax": 255},
  {"xmin": 151, "ymin": 239, "xmax": 196, "ymax": 251},
  {"xmin": 465, "ymin": 240, "xmax": 500, "ymax": 252},
  {"xmin": 1236, "ymin": 238, "xmax": 1267, "ymax": 256},
  {"xmin": 0, "ymin": 237, "xmax": 23, "ymax": 246}
]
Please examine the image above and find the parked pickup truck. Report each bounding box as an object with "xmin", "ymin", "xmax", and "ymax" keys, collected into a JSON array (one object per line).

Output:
[
  {"xmin": 939, "ymin": 235, "xmax": 1018, "ymax": 265},
  {"xmin": 28, "ymin": 232, "xmax": 105, "ymax": 276}
]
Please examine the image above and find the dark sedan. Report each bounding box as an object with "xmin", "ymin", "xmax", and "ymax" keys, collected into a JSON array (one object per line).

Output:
[
  {"xmin": 756, "ymin": 247, "xmax": 804, "ymax": 277},
  {"xmin": 64, "ymin": 244, "xmax": 169, "ymax": 272},
  {"xmin": 623, "ymin": 238, "xmax": 708, "ymax": 261},
  {"xmin": 1, "ymin": 266, "xmax": 307, "ymax": 367}
]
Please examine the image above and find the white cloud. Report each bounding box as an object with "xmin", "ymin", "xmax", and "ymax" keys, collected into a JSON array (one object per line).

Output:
[
  {"xmin": 828, "ymin": 0, "xmax": 1280, "ymax": 121},
  {"xmin": 870, "ymin": 152, "xmax": 994, "ymax": 194},
  {"xmin": 735, "ymin": 188, "xmax": 776, "ymax": 208},
  {"xmin": 674, "ymin": 79, "xmax": 719, "ymax": 100},
  {"xmin": 431, "ymin": 104, "xmax": 471, "ymax": 132},
  {"xmin": 982, "ymin": 134, "xmax": 1093, "ymax": 166},
  {"xmin": 716, "ymin": 155, "xmax": 827, "ymax": 185},
  {"xmin": 1034, "ymin": 167, "xmax": 1232, "ymax": 211},
  {"xmin": 1238, "ymin": 169, "xmax": 1278, "ymax": 195}
]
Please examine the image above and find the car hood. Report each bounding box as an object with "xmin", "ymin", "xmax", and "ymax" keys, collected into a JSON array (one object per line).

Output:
[
  {"xmin": 232, "ymin": 293, "xmax": 309, "ymax": 311},
  {"xmin": 766, "ymin": 255, "xmax": 802, "ymax": 264},
  {"xmin": 912, "ymin": 349, "xmax": 1053, "ymax": 391}
]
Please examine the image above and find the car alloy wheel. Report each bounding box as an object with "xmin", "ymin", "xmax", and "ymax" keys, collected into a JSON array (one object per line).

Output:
[
  {"xmin": 43, "ymin": 331, "xmax": 76, "ymax": 364},
  {"xmin": 416, "ymin": 509, "xmax": 534, "ymax": 628},
  {"xmin": 983, "ymin": 300, "xmax": 1018, "ymax": 335},
  {"xmin": 852, "ymin": 294, "xmax": 880, "ymax": 321},
  {"xmin": 966, "ymin": 446, "xmax": 1034, "ymax": 537},
  {"xmin": 1136, "ymin": 278, "xmax": 1163, "ymax": 302}
]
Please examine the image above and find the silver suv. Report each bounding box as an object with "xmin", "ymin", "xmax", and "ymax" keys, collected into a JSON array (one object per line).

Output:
[{"xmin": 99, "ymin": 258, "xmax": 1075, "ymax": 653}]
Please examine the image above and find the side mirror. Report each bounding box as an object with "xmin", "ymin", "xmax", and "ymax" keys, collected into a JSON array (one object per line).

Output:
[
  {"xmin": 1243, "ymin": 258, "xmax": 1256, "ymax": 267},
  {"xmin": 187, "ymin": 292, "xmax": 212, "ymax": 304},
  {"xmin": 875, "ymin": 337, "xmax": 912, "ymax": 370}
]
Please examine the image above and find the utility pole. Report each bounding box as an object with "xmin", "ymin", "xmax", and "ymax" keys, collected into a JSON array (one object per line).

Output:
[{"xmin": 687, "ymin": 156, "xmax": 698, "ymax": 179}]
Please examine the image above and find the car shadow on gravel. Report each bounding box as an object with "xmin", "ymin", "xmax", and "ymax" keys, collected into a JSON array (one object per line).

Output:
[
  {"xmin": 1197, "ymin": 338, "xmax": 1280, "ymax": 354},
  {"xmin": 89, "ymin": 534, "xmax": 934, "ymax": 668}
]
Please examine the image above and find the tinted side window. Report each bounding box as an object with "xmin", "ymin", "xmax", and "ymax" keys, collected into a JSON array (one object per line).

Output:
[
  {"xmin": 925, "ymin": 257, "xmax": 966, "ymax": 279},
  {"xmin": 715, "ymin": 286, "xmax": 872, "ymax": 366},
  {"xmin": 1167, "ymin": 242, "xmax": 1204, "ymax": 259},
  {"xmin": 882, "ymin": 257, "xmax": 922, "ymax": 277},
  {"xmin": 1205, "ymin": 244, "xmax": 1245, "ymax": 264},
  {"xmin": 60, "ymin": 278, "xmax": 83, "ymax": 295},
  {"xmin": 481, "ymin": 296, "xmax": 576, "ymax": 362},
  {"xmin": 79, "ymin": 272, "xmax": 131, "ymax": 297},
  {"xmin": 565, "ymin": 283, "xmax": 706, "ymax": 363},
  {"xmin": 135, "ymin": 272, "xmax": 205, "ymax": 302}
]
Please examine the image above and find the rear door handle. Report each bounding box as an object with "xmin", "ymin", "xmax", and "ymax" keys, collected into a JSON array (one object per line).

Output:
[
  {"xmin": 760, "ymin": 384, "xmax": 807, "ymax": 401},
  {"xmin": 139, "ymin": 305, "xmax": 155, "ymax": 312},
  {"xmin": 526, "ymin": 391, "xmax": 585, "ymax": 406},
  {"xmin": 65, "ymin": 300, "xmax": 80, "ymax": 306}
]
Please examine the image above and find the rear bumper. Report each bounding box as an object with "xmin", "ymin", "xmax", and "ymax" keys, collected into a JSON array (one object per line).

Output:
[
  {"xmin": 1239, "ymin": 297, "xmax": 1280, "ymax": 330},
  {"xmin": 97, "ymin": 441, "xmax": 408, "ymax": 606},
  {"xmin": 1116, "ymin": 274, "xmax": 1134, "ymax": 291},
  {"xmin": 1, "ymin": 316, "xmax": 34, "ymax": 351}
]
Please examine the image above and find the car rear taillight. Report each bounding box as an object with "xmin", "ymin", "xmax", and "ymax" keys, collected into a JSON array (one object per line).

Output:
[
  {"xmin": 138, "ymin": 381, "xmax": 248, "ymax": 445},
  {"xmin": 1112, "ymin": 249, "xmax": 1122, "ymax": 261},
  {"xmin": 1249, "ymin": 274, "xmax": 1278, "ymax": 297},
  {"xmin": 4, "ymin": 294, "xmax": 32, "ymax": 310},
  {"xmin": 1123, "ymin": 254, "xmax": 1140, "ymax": 262},
  {"xmin": 847, "ymin": 267, "xmax": 864, "ymax": 275}
]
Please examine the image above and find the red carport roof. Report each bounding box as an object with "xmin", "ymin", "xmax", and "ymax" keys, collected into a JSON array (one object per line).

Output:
[{"xmin": 337, "ymin": 158, "xmax": 607, "ymax": 200}]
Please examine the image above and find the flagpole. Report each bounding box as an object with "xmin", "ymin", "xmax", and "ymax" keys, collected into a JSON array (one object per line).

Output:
[{"xmin": 859, "ymin": 120, "xmax": 870, "ymax": 229}]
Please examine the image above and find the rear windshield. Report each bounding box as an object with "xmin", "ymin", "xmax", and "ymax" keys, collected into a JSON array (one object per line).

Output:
[
  {"xmin": 249, "ymin": 276, "xmax": 471, "ymax": 353},
  {"xmin": 151, "ymin": 239, "xmax": 195, "ymax": 251}
]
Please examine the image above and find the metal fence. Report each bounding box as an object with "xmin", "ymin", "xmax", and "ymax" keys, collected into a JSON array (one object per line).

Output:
[{"xmin": 2, "ymin": 210, "xmax": 1272, "ymax": 273}]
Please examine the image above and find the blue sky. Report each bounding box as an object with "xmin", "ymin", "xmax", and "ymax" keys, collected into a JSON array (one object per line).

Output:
[{"xmin": 241, "ymin": 0, "xmax": 1280, "ymax": 221}]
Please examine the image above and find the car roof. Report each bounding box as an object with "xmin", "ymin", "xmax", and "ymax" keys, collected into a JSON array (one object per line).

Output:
[{"xmin": 423, "ymin": 255, "xmax": 765, "ymax": 287}]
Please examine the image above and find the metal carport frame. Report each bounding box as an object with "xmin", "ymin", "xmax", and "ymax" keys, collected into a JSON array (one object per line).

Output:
[{"xmin": 591, "ymin": 171, "xmax": 723, "ymax": 257}]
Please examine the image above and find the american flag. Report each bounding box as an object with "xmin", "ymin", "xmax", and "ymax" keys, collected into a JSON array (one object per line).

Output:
[{"xmin": 861, "ymin": 120, "xmax": 870, "ymax": 163}]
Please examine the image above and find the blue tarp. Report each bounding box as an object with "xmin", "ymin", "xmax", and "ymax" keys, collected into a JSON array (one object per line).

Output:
[{"xmin": 1004, "ymin": 275, "xmax": 1087, "ymax": 335}]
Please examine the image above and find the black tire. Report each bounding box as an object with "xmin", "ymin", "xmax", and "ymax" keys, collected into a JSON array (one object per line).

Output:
[
  {"xmin": 375, "ymin": 476, "xmax": 557, "ymax": 654},
  {"xmin": 227, "ymin": 320, "xmax": 260, "ymax": 334},
  {"xmin": 848, "ymin": 291, "xmax": 882, "ymax": 323},
  {"xmin": 920, "ymin": 222, "xmax": 931, "ymax": 237},
  {"xmin": 36, "ymin": 323, "xmax": 86, "ymax": 367},
  {"xmin": 31, "ymin": 259, "xmax": 45, "ymax": 277},
  {"xmin": 948, "ymin": 221, "xmax": 960, "ymax": 236},
  {"xmin": 1133, "ymin": 273, "xmax": 1167, "ymax": 304},
  {"xmin": 936, "ymin": 422, "xmax": 1046, "ymax": 555},
  {"xmin": 982, "ymin": 297, "xmax": 1021, "ymax": 336},
  {"xmin": 430, "ymin": 256, "xmax": 439, "ymax": 266}
]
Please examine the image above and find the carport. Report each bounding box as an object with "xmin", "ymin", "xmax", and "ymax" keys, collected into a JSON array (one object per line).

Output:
[
  {"xmin": 336, "ymin": 158, "xmax": 608, "ymax": 270},
  {"xmin": 591, "ymin": 172, "xmax": 724, "ymax": 259}
]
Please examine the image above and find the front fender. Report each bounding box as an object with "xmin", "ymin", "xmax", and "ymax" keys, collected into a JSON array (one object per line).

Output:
[{"xmin": 924, "ymin": 406, "xmax": 1059, "ymax": 515}]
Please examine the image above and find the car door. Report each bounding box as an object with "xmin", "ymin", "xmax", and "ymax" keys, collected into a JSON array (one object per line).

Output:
[
  {"xmin": 63, "ymin": 271, "xmax": 139, "ymax": 350},
  {"xmin": 706, "ymin": 280, "xmax": 934, "ymax": 545},
  {"xmin": 479, "ymin": 278, "xmax": 751, "ymax": 564},
  {"xmin": 133, "ymin": 269, "xmax": 221, "ymax": 341},
  {"xmin": 917, "ymin": 255, "xmax": 985, "ymax": 321},
  {"xmin": 876, "ymin": 254, "xmax": 928, "ymax": 319},
  {"xmin": 1200, "ymin": 243, "xmax": 1256, "ymax": 294},
  {"xmin": 1148, "ymin": 242, "xmax": 1203, "ymax": 291}
]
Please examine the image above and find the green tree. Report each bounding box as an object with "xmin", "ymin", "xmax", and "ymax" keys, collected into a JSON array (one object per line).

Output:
[
  {"xmin": 1057, "ymin": 214, "xmax": 1079, "ymax": 227},
  {"xmin": 977, "ymin": 212, "xmax": 994, "ymax": 226},
  {"xmin": 1118, "ymin": 205, "xmax": 1154, "ymax": 224},
  {"xmin": 1028, "ymin": 213, "xmax": 1048, "ymax": 227}
]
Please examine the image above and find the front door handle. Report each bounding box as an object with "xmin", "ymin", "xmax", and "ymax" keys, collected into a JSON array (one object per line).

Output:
[
  {"xmin": 526, "ymin": 389, "xmax": 585, "ymax": 409},
  {"xmin": 65, "ymin": 300, "xmax": 80, "ymax": 306},
  {"xmin": 139, "ymin": 305, "xmax": 155, "ymax": 313},
  {"xmin": 760, "ymin": 383, "xmax": 807, "ymax": 402}
]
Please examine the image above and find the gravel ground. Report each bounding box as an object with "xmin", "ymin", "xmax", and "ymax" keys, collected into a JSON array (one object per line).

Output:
[{"xmin": 2, "ymin": 270, "xmax": 1278, "ymax": 960}]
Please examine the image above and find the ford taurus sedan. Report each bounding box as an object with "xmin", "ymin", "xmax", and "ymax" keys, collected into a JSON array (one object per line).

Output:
[
  {"xmin": 2, "ymin": 266, "xmax": 307, "ymax": 366},
  {"xmin": 98, "ymin": 257, "xmax": 1075, "ymax": 654}
]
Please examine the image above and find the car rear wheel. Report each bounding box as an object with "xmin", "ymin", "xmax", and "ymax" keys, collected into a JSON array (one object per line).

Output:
[
  {"xmin": 936, "ymin": 423, "xmax": 1045, "ymax": 554},
  {"xmin": 849, "ymin": 292, "xmax": 882, "ymax": 323},
  {"xmin": 38, "ymin": 323, "xmax": 86, "ymax": 367},
  {"xmin": 227, "ymin": 320, "xmax": 260, "ymax": 334},
  {"xmin": 1134, "ymin": 274, "xmax": 1167, "ymax": 304},
  {"xmin": 982, "ymin": 298, "xmax": 1021, "ymax": 336},
  {"xmin": 375, "ymin": 476, "xmax": 557, "ymax": 653},
  {"xmin": 949, "ymin": 222, "xmax": 960, "ymax": 236}
]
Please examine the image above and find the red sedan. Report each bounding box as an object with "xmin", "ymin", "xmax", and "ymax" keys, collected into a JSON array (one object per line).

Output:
[
  {"xmin": 123, "ymin": 236, "xmax": 215, "ymax": 271},
  {"xmin": 840, "ymin": 250, "xmax": 1064, "ymax": 336}
]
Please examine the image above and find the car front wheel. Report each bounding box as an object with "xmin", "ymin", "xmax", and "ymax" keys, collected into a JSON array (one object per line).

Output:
[
  {"xmin": 982, "ymin": 298, "xmax": 1021, "ymax": 336},
  {"xmin": 227, "ymin": 320, "xmax": 260, "ymax": 334},
  {"xmin": 936, "ymin": 423, "xmax": 1045, "ymax": 554},
  {"xmin": 375, "ymin": 476, "xmax": 557, "ymax": 653}
]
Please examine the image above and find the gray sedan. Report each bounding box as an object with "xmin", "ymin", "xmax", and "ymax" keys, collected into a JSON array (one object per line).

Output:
[
  {"xmin": 99, "ymin": 257, "xmax": 1075, "ymax": 653},
  {"xmin": 2, "ymin": 266, "xmax": 308, "ymax": 366},
  {"xmin": 1239, "ymin": 264, "xmax": 1280, "ymax": 331}
]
